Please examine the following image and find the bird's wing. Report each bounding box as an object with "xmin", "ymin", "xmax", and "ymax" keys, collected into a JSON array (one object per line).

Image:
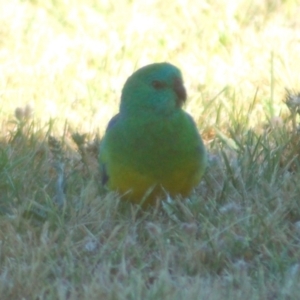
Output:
[
  {"xmin": 99, "ymin": 113, "xmax": 121, "ymax": 185},
  {"xmin": 105, "ymin": 113, "xmax": 120, "ymax": 132}
]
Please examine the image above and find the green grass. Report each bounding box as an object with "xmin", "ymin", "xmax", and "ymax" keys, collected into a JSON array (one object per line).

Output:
[{"xmin": 1, "ymin": 0, "xmax": 300, "ymax": 299}]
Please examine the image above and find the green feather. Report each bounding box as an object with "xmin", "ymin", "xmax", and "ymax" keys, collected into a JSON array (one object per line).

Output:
[{"xmin": 99, "ymin": 62, "xmax": 207, "ymax": 205}]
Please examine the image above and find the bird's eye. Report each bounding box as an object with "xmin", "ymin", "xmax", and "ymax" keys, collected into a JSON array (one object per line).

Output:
[{"xmin": 152, "ymin": 80, "xmax": 165, "ymax": 89}]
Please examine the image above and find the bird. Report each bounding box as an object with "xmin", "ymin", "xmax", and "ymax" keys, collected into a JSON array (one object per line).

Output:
[{"xmin": 99, "ymin": 62, "xmax": 207, "ymax": 206}]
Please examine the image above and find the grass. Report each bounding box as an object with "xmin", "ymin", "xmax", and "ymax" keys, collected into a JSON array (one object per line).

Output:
[{"xmin": 1, "ymin": 0, "xmax": 300, "ymax": 299}]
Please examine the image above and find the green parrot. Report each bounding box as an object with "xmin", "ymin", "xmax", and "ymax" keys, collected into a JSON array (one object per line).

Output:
[{"xmin": 99, "ymin": 62, "xmax": 207, "ymax": 205}]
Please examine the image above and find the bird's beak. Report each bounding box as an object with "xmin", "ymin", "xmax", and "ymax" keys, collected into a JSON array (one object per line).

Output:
[{"xmin": 173, "ymin": 77, "xmax": 187, "ymax": 106}]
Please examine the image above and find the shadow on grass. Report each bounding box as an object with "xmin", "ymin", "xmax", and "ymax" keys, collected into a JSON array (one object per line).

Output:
[
  {"xmin": 0, "ymin": 116, "xmax": 102, "ymax": 228},
  {"xmin": 1, "ymin": 108, "xmax": 300, "ymax": 281}
]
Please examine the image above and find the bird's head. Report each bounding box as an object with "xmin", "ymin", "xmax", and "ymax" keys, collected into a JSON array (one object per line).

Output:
[{"xmin": 120, "ymin": 63, "xmax": 187, "ymax": 116}]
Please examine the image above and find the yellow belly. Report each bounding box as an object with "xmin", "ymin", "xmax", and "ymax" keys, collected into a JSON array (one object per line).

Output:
[{"xmin": 108, "ymin": 162, "xmax": 202, "ymax": 205}]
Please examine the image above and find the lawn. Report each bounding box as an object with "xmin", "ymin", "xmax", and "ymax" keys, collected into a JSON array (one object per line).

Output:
[{"xmin": 1, "ymin": 0, "xmax": 300, "ymax": 299}]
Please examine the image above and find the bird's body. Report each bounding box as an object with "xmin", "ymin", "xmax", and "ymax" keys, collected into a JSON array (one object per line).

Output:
[{"xmin": 99, "ymin": 63, "xmax": 207, "ymax": 205}]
